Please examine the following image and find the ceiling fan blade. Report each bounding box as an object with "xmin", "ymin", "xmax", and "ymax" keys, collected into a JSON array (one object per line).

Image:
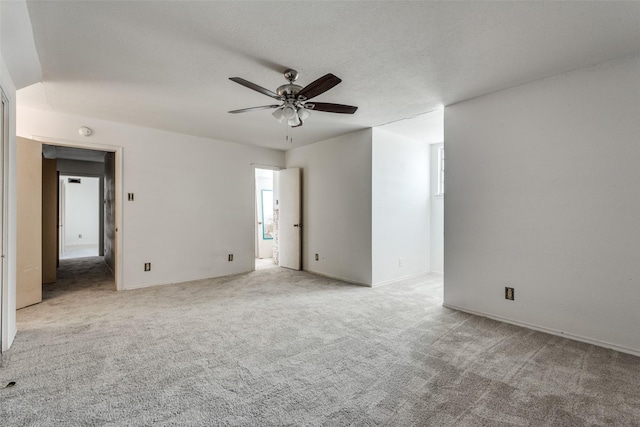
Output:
[
  {"xmin": 308, "ymin": 102, "xmax": 358, "ymax": 114},
  {"xmin": 229, "ymin": 77, "xmax": 280, "ymax": 100},
  {"xmin": 228, "ymin": 105, "xmax": 280, "ymax": 114},
  {"xmin": 297, "ymin": 74, "xmax": 342, "ymax": 100}
]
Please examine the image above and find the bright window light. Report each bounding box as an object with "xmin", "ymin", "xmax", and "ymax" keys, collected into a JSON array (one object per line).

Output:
[{"xmin": 437, "ymin": 146, "xmax": 445, "ymax": 196}]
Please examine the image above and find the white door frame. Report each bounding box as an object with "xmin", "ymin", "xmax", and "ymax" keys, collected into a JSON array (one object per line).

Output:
[
  {"xmin": 0, "ymin": 88, "xmax": 9, "ymax": 352},
  {"xmin": 30, "ymin": 136, "xmax": 124, "ymax": 291}
]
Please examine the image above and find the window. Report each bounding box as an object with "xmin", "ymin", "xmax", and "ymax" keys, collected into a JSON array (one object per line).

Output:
[{"xmin": 437, "ymin": 146, "xmax": 444, "ymax": 196}]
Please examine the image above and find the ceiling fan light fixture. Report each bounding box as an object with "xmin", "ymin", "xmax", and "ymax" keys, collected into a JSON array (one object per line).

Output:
[
  {"xmin": 283, "ymin": 105, "xmax": 296, "ymax": 120},
  {"xmin": 297, "ymin": 107, "xmax": 311, "ymax": 121},
  {"xmin": 288, "ymin": 114, "xmax": 301, "ymax": 127},
  {"xmin": 272, "ymin": 107, "xmax": 284, "ymax": 122}
]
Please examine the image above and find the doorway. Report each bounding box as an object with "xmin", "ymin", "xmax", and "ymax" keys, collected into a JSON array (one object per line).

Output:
[
  {"xmin": 39, "ymin": 144, "xmax": 117, "ymax": 294},
  {"xmin": 36, "ymin": 139, "xmax": 122, "ymax": 292},
  {"xmin": 59, "ymin": 175, "xmax": 100, "ymax": 259},
  {"xmin": 255, "ymin": 168, "xmax": 276, "ymax": 270}
]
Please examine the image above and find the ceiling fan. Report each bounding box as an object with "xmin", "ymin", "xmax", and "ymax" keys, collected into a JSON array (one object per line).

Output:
[{"xmin": 228, "ymin": 69, "xmax": 358, "ymax": 127}]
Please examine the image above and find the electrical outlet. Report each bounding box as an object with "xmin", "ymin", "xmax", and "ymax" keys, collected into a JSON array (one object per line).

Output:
[
  {"xmin": 315, "ymin": 253, "xmax": 319, "ymax": 261},
  {"xmin": 398, "ymin": 258, "xmax": 403, "ymax": 267},
  {"xmin": 228, "ymin": 254, "xmax": 233, "ymax": 262},
  {"xmin": 144, "ymin": 262, "xmax": 151, "ymax": 272},
  {"xmin": 128, "ymin": 193, "xmax": 134, "ymax": 201},
  {"xmin": 505, "ymin": 287, "xmax": 514, "ymax": 300},
  {"xmin": 78, "ymin": 234, "xmax": 82, "ymax": 239}
]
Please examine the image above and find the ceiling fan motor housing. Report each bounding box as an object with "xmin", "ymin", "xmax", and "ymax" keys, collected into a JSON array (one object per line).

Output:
[{"xmin": 277, "ymin": 84, "xmax": 302, "ymax": 99}]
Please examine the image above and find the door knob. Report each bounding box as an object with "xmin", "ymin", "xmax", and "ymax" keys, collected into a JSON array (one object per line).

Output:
[{"xmin": 293, "ymin": 224, "xmax": 299, "ymax": 227}]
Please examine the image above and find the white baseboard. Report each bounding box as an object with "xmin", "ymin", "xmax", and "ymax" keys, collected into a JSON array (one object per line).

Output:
[
  {"xmin": 303, "ymin": 269, "xmax": 370, "ymax": 287},
  {"xmin": 302, "ymin": 270, "xmax": 442, "ymax": 288},
  {"xmin": 372, "ymin": 271, "xmax": 432, "ymax": 288},
  {"xmin": 122, "ymin": 270, "xmax": 253, "ymax": 291},
  {"xmin": 443, "ymin": 303, "xmax": 640, "ymax": 358}
]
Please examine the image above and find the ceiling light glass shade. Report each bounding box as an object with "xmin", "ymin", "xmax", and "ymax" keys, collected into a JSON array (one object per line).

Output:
[
  {"xmin": 283, "ymin": 106, "xmax": 296, "ymax": 120},
  {"xmin": 272, "ymin": 108, "xmax": 284, "ymax": 122},
  {"xmin": 288, "ymin": 113, "xmax": 301, "ymax": 127},
  {"xmin": 297, "ymin": 107, "xmax": 311, "ymax": 121}
]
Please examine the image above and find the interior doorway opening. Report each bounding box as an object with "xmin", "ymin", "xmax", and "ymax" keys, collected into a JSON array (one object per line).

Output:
[
  {"xmin": 59, "ymin": 175, "xmax": 100, "ymax": 260},
  {"xmin": 39, "ymin": 143, "xmax": 118, "ymax": 296},
  {"xmin": 255, "ymin": 168, "xmax": 277, "ymax": 270}
]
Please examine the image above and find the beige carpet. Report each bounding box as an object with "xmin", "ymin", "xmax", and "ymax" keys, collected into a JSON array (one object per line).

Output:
[{"xmin": 1, "ymin": 257, "xmax": 639, "ymax": 426}]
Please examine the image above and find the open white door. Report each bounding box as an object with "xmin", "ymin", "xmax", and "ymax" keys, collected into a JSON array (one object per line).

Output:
[{"xmin": 279, "ymin": 168, "xmax": 301, "ymax": 270}]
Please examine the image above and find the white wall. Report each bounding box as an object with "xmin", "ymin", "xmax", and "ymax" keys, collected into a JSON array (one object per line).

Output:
[
  {"xmin": 444, "ymin": 54, "xmax": 640, "ymax": 355},
  {"xmin": 285, "ymin": 129, "xmax": 373, "ymax": 285},
  {"xmin": 63, "ymin": 176, "xmax": 100, "ymax": 246},
  {"xmin": 0, "ymin": 56, "xmax": 18, "ymax": 351},
  {"xmin": 17, "ymin": 107, "xmax": 285, "ymax": 290},
  {"xmin": 430, "ymin": 143, "xmax": 444, "ymax": 273},
  {"xmin": 1, "ymin": 0, "xmax": 44, "ymax": 351},
  {"xmin": 371, "ymin": 127, "xmax": 430, "ymax": 286}
]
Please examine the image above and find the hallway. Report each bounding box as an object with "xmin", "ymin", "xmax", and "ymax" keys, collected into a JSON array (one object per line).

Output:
[{"xmin": 43, "ymin": 256, "xmax": 115, "ymax": 301}]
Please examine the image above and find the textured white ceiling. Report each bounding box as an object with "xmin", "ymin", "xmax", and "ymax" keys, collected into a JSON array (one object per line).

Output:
[
  {"xmin": 0, "ymin": 1, "xmax": 41, "ymax": 89},
  {"xmin": 19, "ymin": 1, "xmax": 640, "ymax": 151}
]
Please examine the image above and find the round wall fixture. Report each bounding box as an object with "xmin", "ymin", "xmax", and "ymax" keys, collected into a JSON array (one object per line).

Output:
[{"xmin": 78, "ymin": 126, "xmax": 93, "ymax": 137}]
